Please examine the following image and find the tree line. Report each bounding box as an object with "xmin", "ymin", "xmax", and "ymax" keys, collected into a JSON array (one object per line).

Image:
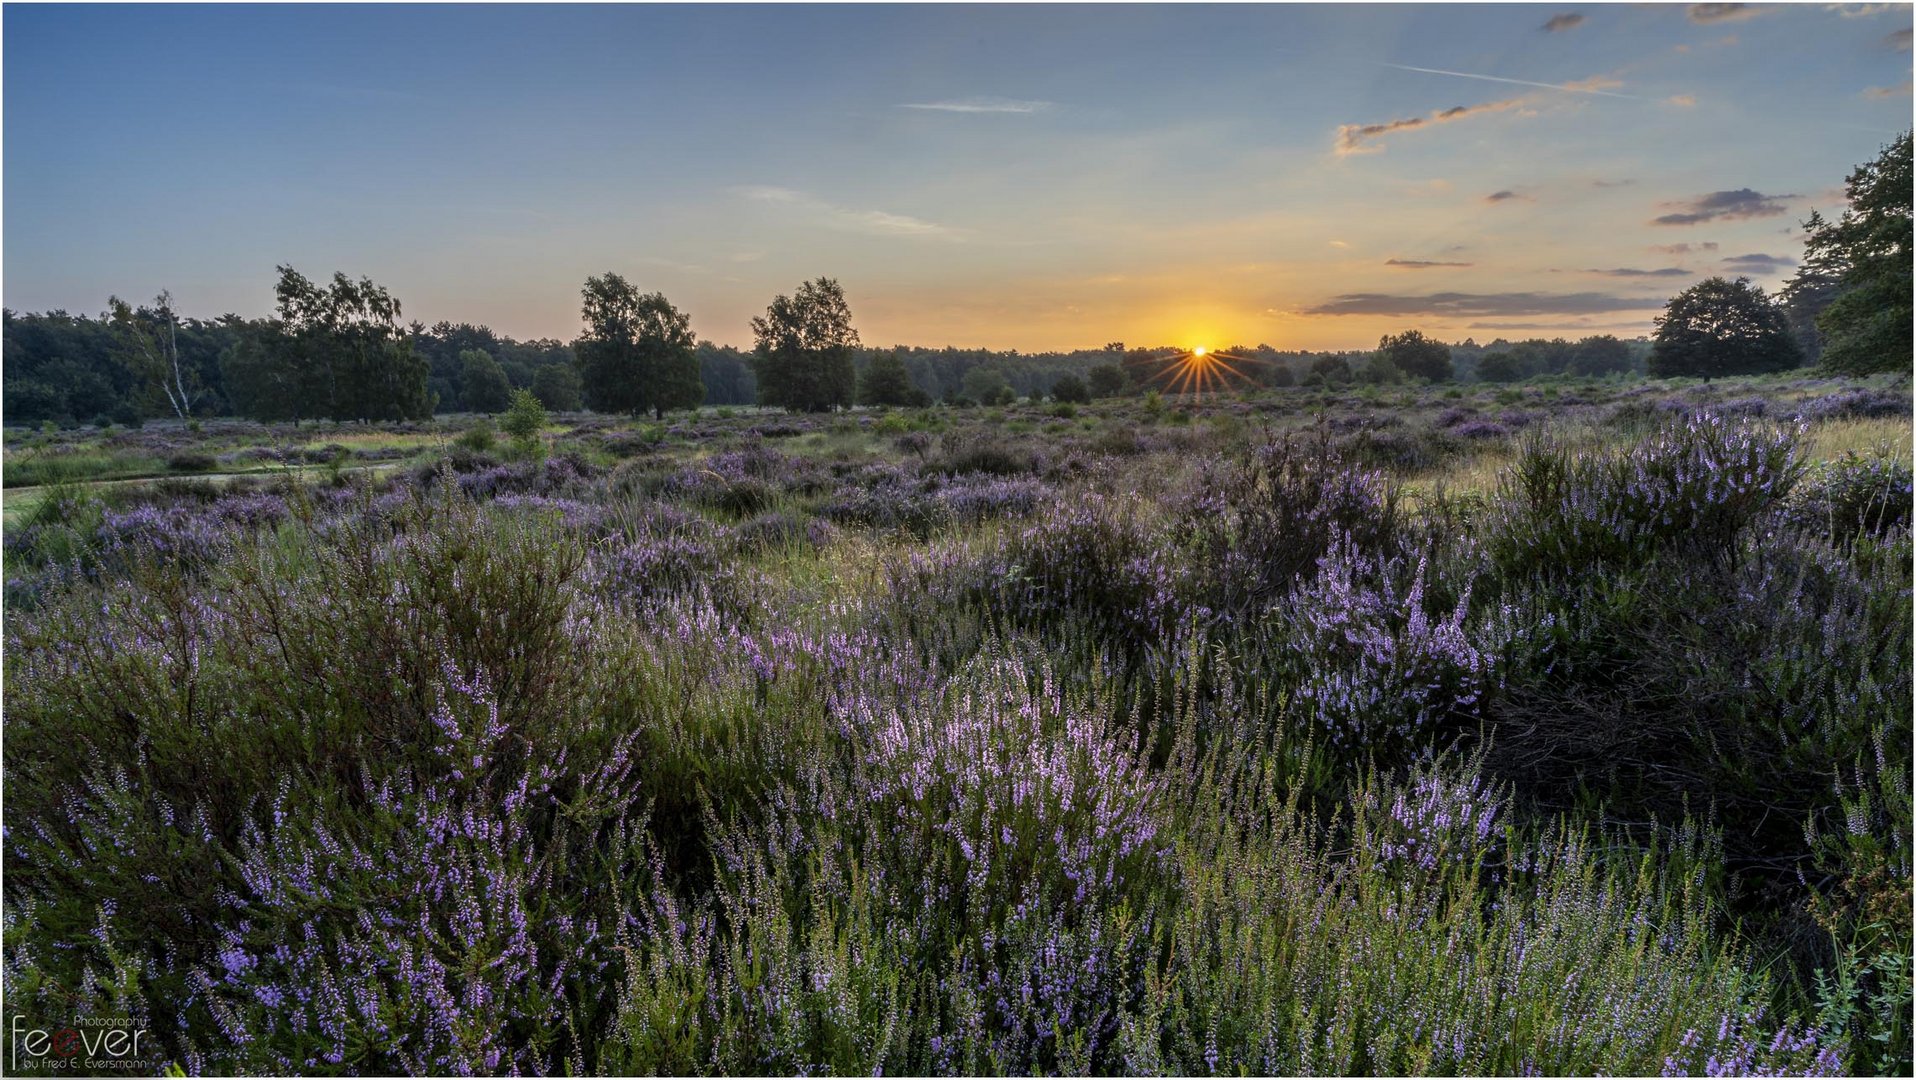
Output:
[{"xmin": 5, "ymin": 132, "xmax": 1904, "ymax": 425}]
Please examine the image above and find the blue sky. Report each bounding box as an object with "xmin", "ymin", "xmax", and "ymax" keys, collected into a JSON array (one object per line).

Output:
[{"xmin": 5, "ymin": 2, "xmax": 1911, "ymax": 350}]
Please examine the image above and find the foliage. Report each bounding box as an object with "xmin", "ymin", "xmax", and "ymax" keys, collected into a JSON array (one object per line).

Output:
[
  {"xmin": 1378, "ymin": 329, "xmax": 1453, "ymax": 382},
  {"xmin": 1049, "ymin": 373, "xmax": 1090, "ymax": 404},
  {"xmin": 1805, "ymin": 132, "xmax": 1913, "ymax": 376},
  {"xmin": 751, "ymin": 278, "xmax": 860, "ymax": 412},
  {"xmin": 530, "ymin": 361, "xmax": 584, "ymax": 411},
  {"xmin": 857, "ymin": 351, "xmax": 928, "ymax": 407},
  {"xmin": 229, "ymin": 265, "xmax": 432, "ymax": 422},
  {"xmin": 577, "ymin": 274, "xmax": 704, "ymax": 419},
  {"xmin": 1649, "ymin": 277, "xmax": 1803, "ymax": 381},
  {"xmin": 458, "ymin": 347, "xmax": 513, "ymax": 413},
  {"xmin": 1087, "ymin": 363, "xmax": 1128, "ymax": 398}
]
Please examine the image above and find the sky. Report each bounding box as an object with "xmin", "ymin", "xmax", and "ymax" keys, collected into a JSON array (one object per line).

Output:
[{"xmin": 4, "ymin": 2, "xmax": 1912, "ymax": 352}]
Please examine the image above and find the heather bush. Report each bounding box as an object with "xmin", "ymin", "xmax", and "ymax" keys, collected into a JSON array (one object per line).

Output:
[
  {"xmin": 1486, "ymin": 413, "xmax": 1802, "ymax": 579},
  {"xmin": 2, "ymin": 376, "xmax": 1907, "ymax": 1076},
  {"xmin": 1182, "ymin": 430, "xmax": 1401, "ymax": 618},
  {"xmin": 1786, "ymin": 449, "xmax": 1913, "ymax": 544}
]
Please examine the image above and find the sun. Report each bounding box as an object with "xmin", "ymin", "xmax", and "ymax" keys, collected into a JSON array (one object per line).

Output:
[{"xmin": 1191, "ymin": 345, "xmax": 1208, "ymax": 357}]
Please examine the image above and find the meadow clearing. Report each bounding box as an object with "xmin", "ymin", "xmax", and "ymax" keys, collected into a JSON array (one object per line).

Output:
[{"xmin": 1, "ymin": 371, "xmax": 1910, "ymax": 1075}]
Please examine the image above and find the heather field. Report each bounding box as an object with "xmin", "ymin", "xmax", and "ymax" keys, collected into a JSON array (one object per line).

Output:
[{"xmin": 2, "ymin": 372, "xmax": 1911, "ymax": 1076}]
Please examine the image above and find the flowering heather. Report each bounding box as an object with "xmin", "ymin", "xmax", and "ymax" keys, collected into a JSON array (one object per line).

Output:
[
  {"xmin": 2, "ymin": 376, "xmax": 1908, "ymax": 1076},
  {"xmin": 1488, "ymin": 412, "xmax": 1803, "ymax": 576}
]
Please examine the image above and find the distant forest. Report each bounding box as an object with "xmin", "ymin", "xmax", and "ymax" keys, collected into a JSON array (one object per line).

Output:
[{"xmin": 0, "ymin": 301, "xmax": 1657, "ymax": 428}]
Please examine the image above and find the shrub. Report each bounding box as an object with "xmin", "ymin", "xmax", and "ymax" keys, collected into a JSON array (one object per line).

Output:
[{"xmin": 1485, "ymin": 413, "xmax": 1802, "ymax": 580}]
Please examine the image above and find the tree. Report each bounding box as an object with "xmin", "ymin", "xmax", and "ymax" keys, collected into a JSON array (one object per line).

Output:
[
  {"xmin": 1309, "ymin": 355, "xmax": 1353, "ymax": 385},
  {"xmin": 1648, "ymin": 277, "xmax": 1802, "ymax": 381},
  {"xmin": 577, "ymin": 274, "xmax": 703, "ymax": 419},
  {"xmin": 961, "ymin": 365, "xmax": 1015, "ymax": 406},
  {"xmin": 1355, "ymin": 353, "xmax": 1404, "ymax": 385},
  {"xmin": 1801, "ymin": 132, "xmax": 1912, "ymax": 374},
  {"xmin": 1477, "ymin": 351, "xmax": 1524, "ymax": 383},
  {"xmin": 500, "ymin": 387, "xmax": 548, "ymax": 444},
  {"xmin": 1779, "ymin": 209, "xmax": 1849, "ymax": 362},
  {"xmin": 1050, "ymin": 373, "xmax": 1091, "ymax": 403},
  {"xmin": 751, "ymin": 278, "xmax": 859, "ymax": 412},
  {"xmin": 1570, "ymin": 335, "xmax": 1633, "ymax": 377},
  {"xmin": 1087, "ymin": 363, "xmax": 1128, "ymax": 398},
  {"xmin": 530, "ymin": 363, "xmax": 583, "ymax": 411},
  {"xmin": 459, "ymin": 349, "xmax": 512, "ymax": 412},
  {"xmin": 234, "ymin": 266, "xmax": 430, "ymax": 423},
  {"xmin": 108, "ymin": 290, "xmax": 199, "ymax": 419},
  {"xmin": 858, "ymin": 351, "xmax": 923, "ymax": 407},
  {"xmin": 1377, "ymin": 330, "xmax": 1452, "ymax": 382}
]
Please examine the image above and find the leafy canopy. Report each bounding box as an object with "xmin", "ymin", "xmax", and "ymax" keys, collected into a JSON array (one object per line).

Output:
[
  {"xmin": 1649, "ymin": 276, "xmax": 1802, "ymax": 381},
  {"xmin": 577, "ymin": 274, "xmax": 703, "ymax": 419},
  {"xmin": 751, "ymin": 277, "xmax": 859, "ymax": 412}
]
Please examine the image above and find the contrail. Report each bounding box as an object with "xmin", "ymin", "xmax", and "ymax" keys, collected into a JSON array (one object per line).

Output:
[{"xmin": 1384, "ymin": 63, "xmax": 1639, "ymax": 99}]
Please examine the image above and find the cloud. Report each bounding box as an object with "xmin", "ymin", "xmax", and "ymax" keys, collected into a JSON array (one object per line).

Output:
[
  {"xmin": 1651, "ymin": 242, "xmax": 1719, "ymax": 254},
  {"xmin": 1335, "ymin": 95, "xmax": 1525, "ymax": 154},
  {"xmin": 1890, "ymin": 28, "xmax": 1913, "ymax": 51},
  {"xmin": 1863, "ymin": 79, "xmax": 1913, "ymax": 98},
  {"xmin": 1586, "ymin": 267, "xmax": 1693, "ymax": 277},
  {"xmin": 1485, "ymin": 190, "xmax": 1529, "ymax": 203},
  {"xmin": 1328, "ymin": 239, "xmax": 1351, "ymax": 248},
  {"xmin": 1593, "ymin": 178, "xmax": 1636, "ymax": 188},
  {"xmin": 1688, "ymin": 4, "xmax": 1762, "ymax": 24},
  {"xmin": 1667, "ymin": 94, "xmax": 1697, "ymax": 106},
  {"xmin": 898, "ymin": 97, "xmax": 1052, "ymax": 114},
  {"xmin": 733, "ymin": 185, "xmax": 961, "ymax": 239},
  {"xmin": 1541, "ymin": 13, "xmax": 1585, "ymax": 32},
  {"xmin": 1386, "ymin": 258, "xmax": 1474, "ymax": 268},
  {"xmin": 1721, "ymin": 252, "xmax": 1797, "ymax": 271},
  {"xmin": 1384, "ymin": 63, "xmax": 1637, "ymax": 98},
  {"xmin": 1302, "ymin": 292, "xmax": 1669, "ymax": 317},
  {"xmin": 1829, "ymin": 4, "xmax": 1906, "ymax": 18},
  {"xmin": 1652, "ymin": 188, "xmax": 1796, "ymax": 225}
]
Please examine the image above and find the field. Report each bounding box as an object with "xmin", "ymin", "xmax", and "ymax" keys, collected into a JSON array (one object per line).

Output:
[{"xmin": 2, "ymin": 371, "xmax": 1911, "ymax": 1075}]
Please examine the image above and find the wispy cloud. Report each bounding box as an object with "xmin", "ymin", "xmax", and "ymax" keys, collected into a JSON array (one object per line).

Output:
[
  {"xmin": 1828, "ymin": 4, "xmax": 1906, "ymax": 18},
  {"xmin": 1890, "ymin": 28, "xmax": 1913, "ymax": 51},
  {"xmin": 1303, "ymin": 291, "xmax": 1668, "ymax": 317},
  {"xmin": 1651, "ymin": 241, "xmax": 1720, "ymax": 254},
  {"xmin": 1384, "ymin": 63, "xmax": 1638, "ymax": 99},
  {"xmin": 1542, "ymin": 13, "xmax": 1586, "ymax": 33},
  {"xmin": 1594, "ymin": 178, "xmax": 1637, "ymax": 188},
  {"xmin": 1386, "ymin": 258, "xmax": 1474, "ymax": 268},
  {"xmin": 1688, "ymin": 4, "xmax": 1763, "ymax": 24},
  {"xmin": 1722, "ymin": 252, "xmax": 1797, "ymax": 271},
  {"xmin": 1335, "ymin": 96, "xmax": 1525, "ymax": 155},
  {"xmin": 899, "ymin": 97, "xmax": 1052, "ymax": 114},
  {"xmin": 1652, "ymin": 188, "xmax": 1796, "ymax": 225},
  {"xmin": 1667, "ymin": 94, "xmax": 1697, "ymax": 106},
  {"xmin": 1586, "ymin": 266, "xmax": 1693, "ymax": 277},
  {"xmin": 1485, "ymin": 189, "xmax": 1530, "ymax": 204},
  {"xmin": 1863, "ymin": 79, "xmax": 1913, "ymax": 98},
  {"xmin": 733, "ymin": 185, "xmax": 962, "ymax": 239}
]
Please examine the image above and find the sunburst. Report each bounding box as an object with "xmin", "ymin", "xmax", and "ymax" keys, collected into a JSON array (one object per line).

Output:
[{"xmin": 1137, "ymin": 346, "xmax": 1262, "ymax": 401}]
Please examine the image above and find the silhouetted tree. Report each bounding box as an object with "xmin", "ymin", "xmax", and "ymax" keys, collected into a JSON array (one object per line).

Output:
[
  {"xmin": 1477, "ymin": 351, "xmax": 1524, "ymax": 383},
  {"xmin": 1087, "ymin": 363, "xmax": 1128, "ymax": 398},
  {"xmin": 1802, "ymin": 132, "xmax": 1912, "ymax": 374},
  {"xmin": 577, "ymin": 274, "xmax": 703, "ymax": 419},
  {"xmin": 530, "ymin": 363, "xmax": 583, "ymax": 411},
  {"xmin": 460, "ymin": 349, "xmax": 512, "ymax": 412},
  {"xmin": 751, "ymin": 278, "xmax": 859, "ymax": 412},
  {"xmin": 1649, "ymin": 277, "xmax": 1801, "ymax": 381},
  {"xmin": 858, "ymin": 351, "xmax": 923, "ymax": 406},
  {"xmin": 1570, "ymin": 335, "xmax": 1633, "ymax": 377},
  {"xmin": 231, "ymin": 266, "xmax": 430, "ymax": 422},
  {"xmin": 1377, "ymin": 329, "xmax": 1453, "ymax": 381},
  {"xmin": 1050, "ymin": 373, "xmax": 1090, "ymax": 403},
  {"xmin": 108, "ymin": 290, "xmax": 199, "ymax": 419}
]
